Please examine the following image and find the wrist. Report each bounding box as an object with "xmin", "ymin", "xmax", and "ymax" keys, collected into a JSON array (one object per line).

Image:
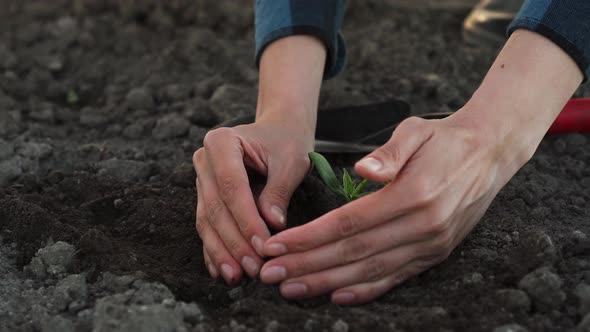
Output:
[
  {"xmin": 255, "ymin": 104, "xmax": 317, "ymax": 141},
  {"xmin": 453, "ymin": 29, "xmax": 583, "ymax": 170}
]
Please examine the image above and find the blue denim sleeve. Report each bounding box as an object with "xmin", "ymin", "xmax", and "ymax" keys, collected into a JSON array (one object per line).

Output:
[
  {"xmin": 508, "ymin": 0, "xmax": 590, "ymax": 82},
  {"xmin": 255, "ymin": 0, "xmax": 346, "ymax": 79}
]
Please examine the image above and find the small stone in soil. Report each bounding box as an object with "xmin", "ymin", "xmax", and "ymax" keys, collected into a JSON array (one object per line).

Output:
[
  {"xmin": 228, "ymin": 319, "xmax": 248, "ymax": 332},
  {"xmin": 463, "ymin": 272, "xmax": 484, "ymax": 285},
  {"xmin": 80, "ymin": 107, "xmax": 109, "ymax": 128},
  {"xmin": 170, "ymin": 162, "xmax": 195, "ymax": 188},
  {"xmin": 194, "ymin": 323, "xmax": 214, "ymax": 332},
  {"xmin": 152, "ymin": 113, "xmax": 190, "ymax": 140},
  {"xmin": 126, "ymin": 87, "xmax": 155, "ymax": 111},
  {"xmin": 26, "ymin": 256, "xmax": 46, "ymax": 279},
  {"xmin": 469, "ymin": 248, "xmax": 498, "ymax": 262},
  {"xmin": 123, "ymin": 123, "xmax": 145, "ymax": 139},
  {"xmin": 0, "ymin": 111, "xmax": 23, "ymax": 137},
  {"xmin": 304, "ymin": 319, "xmax": 319, "ymax": 332},
  {"xmin": 0, "ymin": 43, "xmax": 17, "ymax": 69},
  {"xmin": 17, "ymin": 142, "xmax": 53, "ymax": 160},
  {"xmin": 79, "ymin": 228, "xmax": 113, "ymax": 254},
  {"xmin": 492, "ymin": 324, "xmax": 530, "ymax": 332},
  {"xmin": 93, "ymin": 300, "xmax": 185, "ymax": 332},
  {"xmin": 195, "ymin": 75, "xmax": 223, "ymax": 99},
  {"xmin": 518, "ymin": 266, "xmax": 565, "ymax": 313},
  {"xmin": 564, "ymin": 230, "xmax": 590, "ymax": 256},
  {"xmin": 227, "ymin": 286, "xmax": 244, "ymax": 301},
  {"xmin": 113, "ymin": 199, "xmax": 124, "ymax": 209},
  {"xmin": 51, "ymin": 274, "xmax": 88, "ymax": 312},
  {"xmin": 391, "ymin": 78, "xmax": 413, "ymax": 97},
  {"xmin": 39, "ymin": 316, "xmax": 75, "ymax": 332},
  {"xmin": 209, "ymin": 84, "xmax": 255, "ymax": 121},
  {"xmin": 332, "ymin": 319, "xmax": 349, "ymax": 332},
  {"xmin": 0, "ymin": 139, "xmax": 14, "ymax": 160},
  {"xmin": 105, "ymin": 124, "xmax": 122, "ymax": 136},
  {"xmin": 162, "ymin": 84, "xmax": 192, "ymax": 102},
  {"xmin": 185, "ymin": 98, "xmax": 219, "ymax": 127},
  {"xmin": 96, "ymin": 272, "xmax": 142, "ymax": 294},
  {"xmin": 176, "ymin": 302, "xmax": 204, "ymax": 324},
  {"xmin": 495, "ymin": 289, "xmax": 531, "ymax": 313},
  {"xmin": 130, "ymin": 282, "xmax": 175, "ymax": 305},
  {"xmin": 37, "ymin": 241, "xmax": 75, "ymax": 269},
  {"xmin": 97, "ymin": 159, "xmax": 153, "ymax": 182},
  {"xmin": 0, "ymin": 158, "xmax": 23, "ymax": 186},
  {"xmin": 264, "ymin": 320, "xmax": 280, "ymax": 332},
  {"xmin": 578, "ymin": 312, "xmax": 590, "ymax": 332},
  {"xmin": 575, "ymin": 283, "xmax": 590, "ymax": 316},
  {"xmin": 28, "ymin": 103, "xmax": 56, "ymax": 123}
]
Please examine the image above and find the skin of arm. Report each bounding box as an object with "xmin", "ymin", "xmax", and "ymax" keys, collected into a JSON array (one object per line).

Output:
[
  {"xmin": 258, "ymin": 29, "xmax": 584, "ymax": 305},
  {"xmin": 193, "ymin": 35, "xmax": 327, "ymax": 285},
  {"xmin": 256, "ymin": 35, "xmax": 326, "ymax": 138}
]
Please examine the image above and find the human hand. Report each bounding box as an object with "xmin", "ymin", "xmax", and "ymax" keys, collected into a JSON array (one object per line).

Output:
[
  {"xmin": 193, "ymin": 120, "xmax": 313, "ymax": 285},
  {"xmin": 258, "ymin": 113, "xmax": 530, "ymax": 304}
]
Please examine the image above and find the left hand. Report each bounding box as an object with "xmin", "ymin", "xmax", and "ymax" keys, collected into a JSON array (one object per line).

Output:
[{"xmin": 258, "ymin": 112, "xmax": 530, "ymax": 305}]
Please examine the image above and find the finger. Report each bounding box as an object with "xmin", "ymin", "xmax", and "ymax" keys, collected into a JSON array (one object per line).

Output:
[
  {"xmin": 355, "ymin": 117, "xmax": 435, "ymax": 182},
  {"xmin": 202, "ymin": 129, "xmax": 271, "ymax": 250},
  {"xmin": 196, "ymin": 156, "xmax": 263, "ymax": 280},
  {"xmin": 275, "ymin": 241, "xmax": 422, "ymax": 300},
  {"xmin": 198, "ymin": 218, "xmax": 242, "ymax": 285},
  {"xmin": 262, "ymin": 187, "xmax": 409, "ymax": 256},
  {"xmin": 331, "ymin": 261, "xmax": 431, "ymax": 305},
  {"xmin": 203, "ymin": 249, "xmax": 218, "ymax": 279},
  {"xmin": 258, "ymin": 153, "xmax": 309, "ymax": 230},
  {"xmin": 195, "ymin": 179, "xmax": 219, "ymax": 279},
  {"xmin": 196, "ymin": 175, "xmax": 243, "ymax": 285},
  {"xmin": 260, "ymin": 211, "xmax": 435, "ymax": 283},
  {"xmin": 197, "ymin": 177, "xmax": 220, "ymax": 279}
]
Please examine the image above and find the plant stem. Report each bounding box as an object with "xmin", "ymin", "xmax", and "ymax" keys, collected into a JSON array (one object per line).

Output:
[{"xmin": 351, "ymin": 179, "xmax": 368, "ymax": 197}]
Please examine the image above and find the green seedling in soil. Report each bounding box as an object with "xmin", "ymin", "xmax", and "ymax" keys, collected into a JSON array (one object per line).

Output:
[
  {"xmin": 308, "ymin": 152, "xmax": 371, "ymax": 202},
  {"xmin": 67, "ymin": 89, "xmax": 79, "ymax": 104}
]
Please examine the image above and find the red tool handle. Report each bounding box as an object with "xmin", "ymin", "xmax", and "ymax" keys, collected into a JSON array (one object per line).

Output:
[{"xmin": 548, "ymin": 98, "xmax": 590, "ymax": 134}]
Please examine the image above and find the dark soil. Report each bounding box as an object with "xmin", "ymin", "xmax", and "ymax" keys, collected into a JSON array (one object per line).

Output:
[{"xmin": 1, "ymin": 1, "xmax": 589, "ymax": 331}]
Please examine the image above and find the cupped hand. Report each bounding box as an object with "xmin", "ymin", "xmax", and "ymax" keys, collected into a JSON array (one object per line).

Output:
[
  {"xmin": 258, "ymin": 113, "xmax": 530, "ymax": 304},
  {"xmin": 193, "ymin": 120, "xmax": 313, "ymax": 285}
]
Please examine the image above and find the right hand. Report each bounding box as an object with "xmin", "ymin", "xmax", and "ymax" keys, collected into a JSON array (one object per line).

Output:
[{"xmin": 193, "ymin": 119, "xmax": 314, "ymax": 285}]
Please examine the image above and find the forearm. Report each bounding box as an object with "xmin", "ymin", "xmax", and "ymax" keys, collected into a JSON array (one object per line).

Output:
[
  {"xmin": 458, "ymin": 29, "xmax": 583, "ymax": 168},
  {"xmin": 256, "ymin": 35, "xmax": 326, "ymax": 138}
]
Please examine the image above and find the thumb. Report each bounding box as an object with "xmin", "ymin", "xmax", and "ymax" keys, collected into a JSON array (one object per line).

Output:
[
  {"xmin": 355, "ymin": 117, "xmax": 434, "ymax": 182},
  {"xmin": 258, "ymin": 156, "xmax": 308, "ymax": 230}
]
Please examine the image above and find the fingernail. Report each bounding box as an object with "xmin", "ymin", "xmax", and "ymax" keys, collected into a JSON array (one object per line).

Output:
[
  {"xmin": 265, "ymin": 243, "xmax": 287, "ymax": 256},
  {"xmin": 270, "ymin": 205, "xmax": 286, "ymax": 226},
  {"xmin": 260, "ymin": 266, "xmax": 287, "ymax": 283},
  {"xmin": 281, "ymin": 283, "xmax": 308, "ymax": 298},
  {"xmin": 332, "ymin": 292, "xmax": 356, "ymax": 304},
  {"xmin": 241, "ymin": 256, "xmax": 260, "ymax": 277},
  {"xmin": 251, "ymin": 235, "xmax": 264, "ymax": 255},
  {"xmin": 357, "ymin": 157, "xmax": 382, "ymax": 173},
  {"xmin": 220, "ymin": 264, "xmax": 234, "ymax": 284},
  {"xmin": 207, "ymin": 264, "xmax": 218, "ymax": 278}
]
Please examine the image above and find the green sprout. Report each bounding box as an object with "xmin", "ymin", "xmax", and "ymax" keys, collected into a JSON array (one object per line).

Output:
[
  {"xmin": 67, "ymin": 89, "xmax": 79, "ymax": 104},
  {"xmin": 308, "ymin": 152, "xmax": 370, "ymax": 202}
]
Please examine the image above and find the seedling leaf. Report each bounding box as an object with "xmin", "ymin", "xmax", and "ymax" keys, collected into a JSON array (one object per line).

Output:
[
  {"xmin": 351, "ymin": 179, "xmax": 368, "ymax": 197},
  {"xmin": 67, "ymin": 90, "xmax": 79, "ymax": 104},
  {"xmin": 308, "ymin": 152, "xmax": 343, "ymax": 195},
  {"xmin": 342, "ymin": 168, "xmax": 355, "ymax": 195}
]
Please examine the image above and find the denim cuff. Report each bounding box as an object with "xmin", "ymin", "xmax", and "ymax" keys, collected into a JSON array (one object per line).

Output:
[{"xmin": 508, "ymin": 0, "xmax": 590, "ymax": 83}]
